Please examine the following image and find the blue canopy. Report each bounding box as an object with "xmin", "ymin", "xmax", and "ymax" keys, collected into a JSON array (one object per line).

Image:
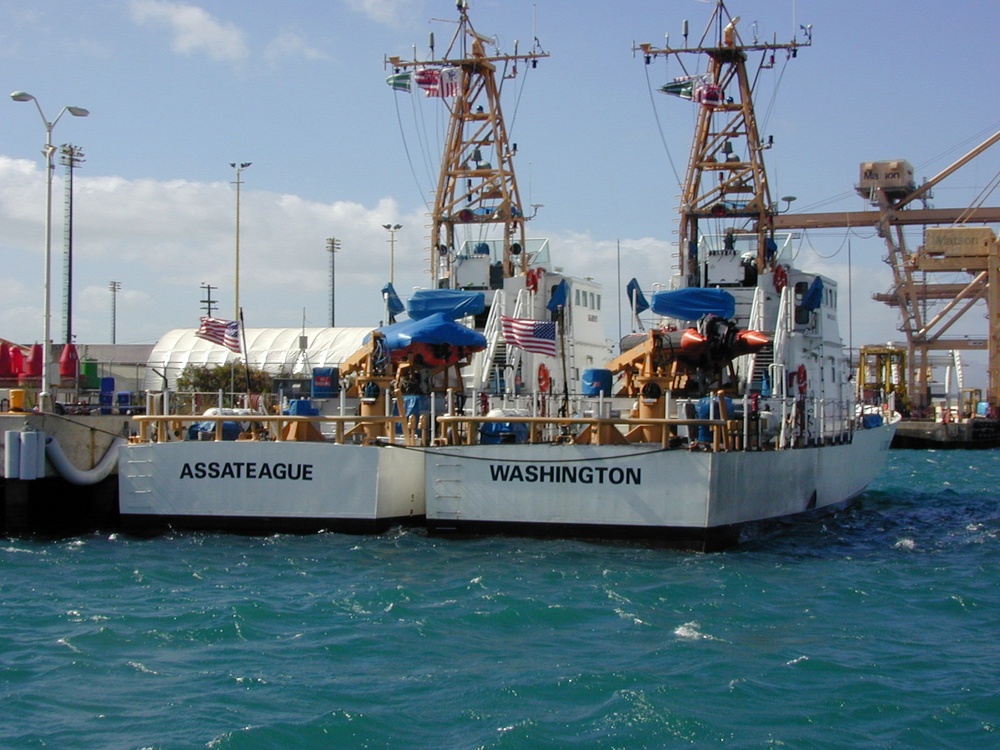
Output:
[
  {"xmin": 407, "ymin": 289, "xmax": 486, "ymax": 320},
  {"xmin": 651, "ymin": 288, "xmax": 736, "ymax": 321},
  {"xmin": 372, "ymin": 312, "xmax": 487, "ymax": 352}
]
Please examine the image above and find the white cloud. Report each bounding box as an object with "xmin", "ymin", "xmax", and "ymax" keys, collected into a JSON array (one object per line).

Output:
[
  {"xmin": 264, "ymin": 31, "xmax": 330, "ymax": 65},
  {"xmin": 343, "ymin": 0, "xmax": 418, "ymax": 26},
  {"xmin": 0, "ymin": 157, "xmax": 423, "ymax": 344},
  {"xmin": 128, "ymin": 0, "xmax": 248, "ymax": 62}
]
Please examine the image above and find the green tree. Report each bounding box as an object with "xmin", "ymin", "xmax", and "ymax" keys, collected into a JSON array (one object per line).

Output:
[{"xmin": 176, "ymin": 363, "xmax": 273, "ymax": 395}]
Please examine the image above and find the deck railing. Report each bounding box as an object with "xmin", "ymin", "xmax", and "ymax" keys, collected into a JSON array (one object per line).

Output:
[{"xmin": 127, "ymin": 394, "xmax": 876, "ymax": 453}]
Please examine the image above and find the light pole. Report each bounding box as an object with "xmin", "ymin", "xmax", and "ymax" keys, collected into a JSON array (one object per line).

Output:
[
  {"xmin": 60, "ymin": 143, "xmax": 85, "ymax": 345},
  {"xmin": 230, "ymin": 162, "xmax": 251, "ymax": 321},
  {"xmin": 109, "ymin": 281, "xmax": 121, "ymax": 344},
  {"xmin": 382, "ymin": 223, "xmax": 402, "ymax": 285},
  {"xmin": 11, "ymin": 91, "xmax": 88, "ymax": 411},
  {"xmin": 326, "ymin": 237, "xmax": 340, "ymax": 327}
]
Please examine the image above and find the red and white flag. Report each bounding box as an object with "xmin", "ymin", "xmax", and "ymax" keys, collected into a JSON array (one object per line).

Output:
[{"xmin": 415, "ymin": 66, "xmax": 461, "ymax": 98}]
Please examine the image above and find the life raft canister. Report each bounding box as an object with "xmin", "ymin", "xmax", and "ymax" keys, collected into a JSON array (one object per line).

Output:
[
  {"xmin": 773, "ymin": 264, "xmax": 788, "ymax": 293},
  {"xmin": 537, "ymin": 363, "xmax": 551, "ymax": 393},
  {"xmin": 526, "ymin": 268, "xmax": 541, "ymax": 293}
]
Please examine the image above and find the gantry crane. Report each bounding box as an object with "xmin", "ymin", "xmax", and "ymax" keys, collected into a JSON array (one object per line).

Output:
[{"xmin": 771, "ymin": 132, "xmax": 1000, "ymax": 410}]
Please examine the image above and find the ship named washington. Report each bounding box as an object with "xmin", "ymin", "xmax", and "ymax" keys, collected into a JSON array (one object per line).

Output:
[{"xmin": 488, "ymin": 464, "xmax": 642, "ymax": 485}]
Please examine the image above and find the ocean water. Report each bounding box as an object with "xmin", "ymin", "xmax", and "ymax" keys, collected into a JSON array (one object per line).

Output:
[{"xmin": 2, "ymin": 450, "xmax": 998, "ymax": 749}]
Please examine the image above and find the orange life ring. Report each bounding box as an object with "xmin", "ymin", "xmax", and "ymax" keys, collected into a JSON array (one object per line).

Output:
[
  {"xmin": 773, "ymin": 264, "xmax": 788, "ymax": 293},
  {"xmin": 796, "ymin": 364, "xmax": 808, "ymax": 395},
  {"xmin": 526, "ymin": 268, "xmax": 539, "ymax": 293},
  {"xmin": 537, "ymin": 363, "xmax": 551, "ymax": 393}
]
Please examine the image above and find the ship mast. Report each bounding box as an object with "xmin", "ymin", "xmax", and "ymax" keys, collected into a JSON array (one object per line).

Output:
[
  {"xmin": 637, "ymin": 0, "xmax": 809, "ymax": 285},
  {"xmin": 385, "ymin": 2, "xmax": 547, "ymax": 288}
]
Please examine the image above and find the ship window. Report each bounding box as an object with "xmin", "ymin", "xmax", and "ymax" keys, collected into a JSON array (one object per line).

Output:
[
  {"xmin": 596, "ymin": 294, "xmax": 601, "ymax": 311},
  {"xmin": 575, "ymin": 289, "xmax": 581, "ymax": 306},
  {"xmin": 589, "ymin": 292, "xmax": 595, "ymax": 308}
]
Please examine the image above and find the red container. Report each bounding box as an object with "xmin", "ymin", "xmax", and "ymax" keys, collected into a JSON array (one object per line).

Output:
[
  {"xmin": 23, "ymin": 344, "xmax": 42, "ymax": 377},
  {"xmin": 59, "ymin": 343, "xmax": 79, "ymax": 379},
  {"xmin": 0, "ymin": 343, "xmax": 11, "ymax": 378},
  {"xmin": 10, "ymin": 346, "xmax": 24, "ymax": 375}
]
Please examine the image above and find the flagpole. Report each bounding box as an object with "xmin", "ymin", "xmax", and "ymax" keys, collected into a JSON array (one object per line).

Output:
[
  {"xmin": 558, "ymin": 305, "xmax": 569, "ymax": 417},
  {"xmin": 239, "ymin": 307, "xmax": 252, "ymax": 398},
  {"xmin": 617, "ymin": 239, "xmax": 622, "ymax": 343}
]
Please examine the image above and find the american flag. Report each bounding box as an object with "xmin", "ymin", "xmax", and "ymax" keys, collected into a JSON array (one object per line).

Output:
[
  {"xmin": 195, "ymin": 317, "xmax": 241, "ymax": 353},
  {"xmin": 501, "ymin": 316, "xmax": 557, "ymax": 357}
]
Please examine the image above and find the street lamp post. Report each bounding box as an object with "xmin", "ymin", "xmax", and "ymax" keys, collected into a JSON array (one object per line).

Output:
[
  {"xmin": 230, "ymin": 162, "xmax": 251, "ymax": 321},
  {"xmin": 382, "ymin": 223, "xmax": 402, "ymax": 286},
  {"xmin": 326, "ymin": 237, "xmax": 340, "ymax": 327},
  {"xmin": 11, "ymin": 91, "xmax": 88, "ymax": 411}
]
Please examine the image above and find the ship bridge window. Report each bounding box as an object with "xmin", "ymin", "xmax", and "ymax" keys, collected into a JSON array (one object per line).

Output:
[
  {"xmin": 573, "ymin": 289, "xmax": 601, "ymax": 310},
  {"xmin": 793, "ymin": 281, "xmax": 810, "ymax": 325}
]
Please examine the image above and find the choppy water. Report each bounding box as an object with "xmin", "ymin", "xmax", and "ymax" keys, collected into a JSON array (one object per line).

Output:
[{"xmin": 2, "ymin": 450, "xmax": 998, "ymax": 749}]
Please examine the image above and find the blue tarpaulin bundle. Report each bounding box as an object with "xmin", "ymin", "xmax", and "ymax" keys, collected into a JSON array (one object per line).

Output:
[
  {"xmin": 370, "ymin": 312, "xmax": 487, "ymax": 352},
  {"xmin": 651, "ymin": 288, "xmax": 736, "ymax": 320},
  {"xmin": 407, "ymin": 289, "xmax": 486, "ymax": 320},
  {"xmin": 187, "ymin": 421, "xmax": 243, "ymax": 441},
  {"xmin": 479, "ymin": 421, "xmax": 529, "ymax": 444}
]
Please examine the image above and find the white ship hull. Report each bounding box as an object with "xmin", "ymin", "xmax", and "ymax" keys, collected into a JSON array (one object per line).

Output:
[
  {"xmin": 118, "ymin": 440, "xmax": 424, "ymax": 533},
  {"xmin": 424, "ymin": 421, "xmax": 896, "ymax": 549}
]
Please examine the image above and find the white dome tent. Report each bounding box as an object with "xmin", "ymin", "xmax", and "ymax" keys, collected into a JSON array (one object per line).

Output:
[{"xmin": 142, "ymin": 327, "xmax": 371, "ymax": 391}]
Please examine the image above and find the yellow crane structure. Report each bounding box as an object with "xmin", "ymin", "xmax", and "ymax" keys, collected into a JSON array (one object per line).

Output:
[{"xmin": 772, "ymin": 132, "xmax": 1000, "ymax": 411}]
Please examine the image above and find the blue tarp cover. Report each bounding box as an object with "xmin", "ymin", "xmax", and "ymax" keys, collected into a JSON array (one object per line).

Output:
[
  {"xmin": 187, "ymin": 421, "xmax": 242, "ymax": 441},
  {"xmin": 372, "ymin": 312, "xmax": 487, "ymax": 351},
  {"xmin": 479, "ymin": 421, "xmax": 529, "ymax": 444},
  {"xmin": 651, "ymin": 288, "xmax": 736, "ymax": 320},
  {"xmin": 407, "ymin": 289, "xmax": 486, "ymax": 320},
  {"xmin": 861, "ymin": 413, "xmax": 883, "ymax": 429}
]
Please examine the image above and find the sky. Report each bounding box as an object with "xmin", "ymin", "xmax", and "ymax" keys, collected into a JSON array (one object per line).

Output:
[{"xmin": 2, "ymin": 0, "xmax": 1000, "ymax": 384}]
